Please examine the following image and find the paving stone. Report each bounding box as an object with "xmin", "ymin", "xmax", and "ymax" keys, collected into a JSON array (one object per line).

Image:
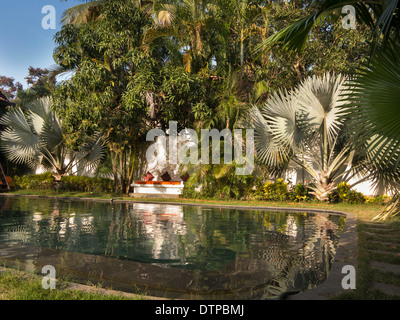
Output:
[
  {"xmin": 369, "ymin": 240, "xmax": 400, "ymax": 247},
  {"xmin": 363, "ymin": 231, "xmax": 396, "ymax": 238},
  {"xmin": 372, "ymin": 282, "xmax": 400, "ymax": 296},
  {"xmin": 370, "ymin": 261, "xmax": 400, "ymax": 274},
  {"xmin": 369, "ymin": 250, "xmax": 400, "ymax": 257},
  {"xmin": 363, "ymin": 227, "xmax": 397, "ymax": 233},
  {"xmin": 363, "ymin": 222, "xmax": 387, "ymax": 227}
]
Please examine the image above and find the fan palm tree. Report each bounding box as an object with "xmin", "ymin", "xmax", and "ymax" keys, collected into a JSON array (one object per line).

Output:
[
  {"xmin": 250, "ymin": 73, "xmax": 361, "ymax": 201},
  {"xmin": 255, "ymin": 0, "xmax": 400, "ymax": 217},
  {"xmin": 0, "ymin": 97, "xmax": 104, "ymax": 181}
]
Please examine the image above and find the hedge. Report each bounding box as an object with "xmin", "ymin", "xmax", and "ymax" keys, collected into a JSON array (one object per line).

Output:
[{"xmin": 13, "ymin": 173, "xmax": 116, "ymax": 193}]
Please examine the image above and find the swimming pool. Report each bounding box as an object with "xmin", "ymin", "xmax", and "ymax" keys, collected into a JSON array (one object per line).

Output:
[{"xmin": 0, "ymin": 195, "xmax": 346, "ymax": 299}]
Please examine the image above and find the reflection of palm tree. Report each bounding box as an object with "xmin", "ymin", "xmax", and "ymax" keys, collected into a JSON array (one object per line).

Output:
[
  {"xmin": 6, "ymin": 225, "xmax": 30, "ymax": 243},
  {"xmin": 256, "ymin": 214, "xmax": 340, "ymax": 299}
]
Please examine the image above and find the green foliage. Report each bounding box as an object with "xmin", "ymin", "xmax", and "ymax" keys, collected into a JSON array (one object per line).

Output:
[
  {"xmin": 263, "ymin": 179, "xmax": 289, "ymax": 201},
  {"xmin": 182, "ymin": 163, "xmax": 263, "ymax": 200},
  {"xmin": 52, "ymin": 0, "xmax": 156, "ymax": 193},
  {"xmin": 257, "ymin": 0, "xmax": 400, "ymax": 219},
  {"xmin": 60, "ymin": 175, "xmax": 115, "ymax": 193},
  {"xmin": 292, "ymin": 183, "xmax": 311, "ymax": 202},
  {"xmin": 14, "ymin": 173, "xmax": 55, "ymax": 190},
  {"xmin": 14, "ymin": 173, "xmax": 115, "ymax": 193},
  {"xmin": 16, "ymin": 0, "xmax": 377, "ymax": 196},
  {"xmin": 365, "ymin": 195, "xmax": 391, "ymax": 205},
  {"xmin": 330, "ymin": 181, "xmax": 366, "ymax": 204}
]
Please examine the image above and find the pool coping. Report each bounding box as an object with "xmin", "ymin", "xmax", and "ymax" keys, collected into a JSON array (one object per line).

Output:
[{"xmin": 0, "ymin": 193, "xmax": 357, "ymax": 300}]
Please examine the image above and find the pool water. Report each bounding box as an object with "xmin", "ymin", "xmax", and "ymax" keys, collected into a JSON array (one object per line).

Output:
[{"xmin": 0, "ymin": 195, "xmax": 346, "ymax": 299}]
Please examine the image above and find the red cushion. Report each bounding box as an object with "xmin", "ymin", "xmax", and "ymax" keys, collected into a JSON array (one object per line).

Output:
[{"xmin": 143, "ymin": 172, "xmax": 154, "ymax": 181}]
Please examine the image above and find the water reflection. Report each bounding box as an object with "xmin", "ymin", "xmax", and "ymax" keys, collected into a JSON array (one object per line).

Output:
[{"xmin": 0, "ymin": 196, "xmax": 345, "ymax": 299}]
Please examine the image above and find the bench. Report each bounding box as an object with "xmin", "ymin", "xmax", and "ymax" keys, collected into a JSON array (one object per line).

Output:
[{"xmin": 130, "ymin": 180, "xmax": 185, "ymax": 198}]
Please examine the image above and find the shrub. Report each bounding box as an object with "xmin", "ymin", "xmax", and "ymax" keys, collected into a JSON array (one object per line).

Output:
[
  {"xmin": 13, "ymin": 173, "xmax": 115, "ymax": 193},
  {"xmin": 60, "ymin": 176, "xmax": 115, "ymax": 193},
  {"xmin": 333, "ymin": 181, "xmax": 365, "ymax": 204},
  {"xmin": 364, "ymin": 195, "xmax": 391, "ymax": 205},
  {"xmin": 263, "ymin": 179, "xmax": 289, "ymax": 201},
  {"xmin": 292, "ymin": 183, "xmax": 310, "ymax": 202},
  {"xmin": 182, "ymin": 164, "xmax": 265, "ymax": 200},
  {"xmin": 14, "ymin": 172, "xmax": 55, "ymax": 190}
]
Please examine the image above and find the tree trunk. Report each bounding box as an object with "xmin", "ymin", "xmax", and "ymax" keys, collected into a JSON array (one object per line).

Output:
[
  {"xmin": 110, "ymin": 148, "xmax": 120, "ymax": 192},
  {"xmin": 119, "ymin": 149, "xmax": 127, "ymax": 194},
  {"xmin": 240, "ymin": 28, "xmax": 244, "ymax": 67}
]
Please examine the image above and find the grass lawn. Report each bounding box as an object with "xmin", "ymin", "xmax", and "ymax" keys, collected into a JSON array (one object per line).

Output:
[
  {"xmin": 1, "ymin": 190, "xmax": 399, "ymax": 300},
  {"xmin": 0, "ymin": 268, "xmax": 143, "ymax": 300}
]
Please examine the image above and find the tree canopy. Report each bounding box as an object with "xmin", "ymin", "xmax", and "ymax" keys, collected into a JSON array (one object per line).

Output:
[{"xmin": 1, "ymin": 0, "xmax": 378, "ymax": 194}]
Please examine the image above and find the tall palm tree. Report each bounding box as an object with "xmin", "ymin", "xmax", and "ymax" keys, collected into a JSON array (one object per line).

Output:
[
  {"xmin": 0, "ymin": 97, "xmax": 104, "ymax": 180},
  {"xmin": 144, "ymin": 0, "xmax": 220, "ymax": 73},
  {"xmin": 227, "ymin": 0, "xmax": 263, "ymax": 68}
]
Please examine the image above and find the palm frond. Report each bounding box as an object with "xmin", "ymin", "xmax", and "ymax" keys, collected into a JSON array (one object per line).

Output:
[
  {"xmin": 61, "ymin": 0, "xmax": 103, "ymax": 25},
  {"xmin": 0, "ymin": 108, "xmax": 42, "ymax": 150},
  {"xmin": 249, "ymin": 105, "xmax": 292, "ymax": 175},
  {"xmin": 255, "ymin": 0, "xmax": 400, "ymax": 55},
  {"xmin": 0, "ymin": 107, "xmax": 41, "ymax": 167},
  {"xmin": 262, "ymin": 89, "xmax": 301, "ymax": 149},
  {"xmin": 75, "ymin": 132, "xmax": 105, "ymax": 172},
  {"xmin": 343, "ymin": 43, "xmax": 400, "ymax": 172},
  {"xmin": 255, "ymin": 12, "xmax": 321, "ymax": 54},
  {"xmin": 297, "ymin": 73, "xmax": 349, "ymax": 147},
  {"xmin": 156, "ymin": 3, "xmax": 176, "ymax": 27}
]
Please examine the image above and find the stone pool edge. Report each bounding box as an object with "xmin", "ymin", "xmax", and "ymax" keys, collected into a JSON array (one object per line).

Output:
[{"xmin": 0, "ymin": 193, "xmax": 357, "ymax": 300}]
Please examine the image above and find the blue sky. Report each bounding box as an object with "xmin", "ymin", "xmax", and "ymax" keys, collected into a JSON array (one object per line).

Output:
[{"xmin": 0, "ymin": 0, "xmax": 78, "ymax": 87}]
